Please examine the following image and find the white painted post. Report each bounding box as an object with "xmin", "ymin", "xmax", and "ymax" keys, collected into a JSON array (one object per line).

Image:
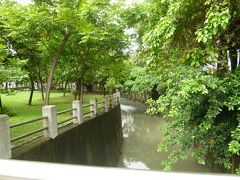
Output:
[
  {"xmin": 90, "ymin": 99, "xmax": 97, "ymax": 117},
  {"xmin": 0, "ymin": 115, "xmax": 11, "ymax": 159},
  {"xmin": 102, "ymin": 97, "xmax": 108, "ymax": 112},
  {"xmin": 72, "ymin": 100, "xmax": 83, "ymax": 124},
  {"xmin": 42, "ymin": 105, "xmax": 58, "ymax": 139}
]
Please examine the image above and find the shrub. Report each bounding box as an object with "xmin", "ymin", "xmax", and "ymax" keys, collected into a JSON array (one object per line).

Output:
[
  {"xmin": 147, "ymin": 66, "xmax": 240, "ymax": 172},
  {"xmin": 0, "ymin": 106, "xmax": 16, "ymax": 117}
]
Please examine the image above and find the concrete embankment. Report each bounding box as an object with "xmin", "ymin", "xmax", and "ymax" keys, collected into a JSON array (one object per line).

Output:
[{"xmin": 12, "ymin": 105, "xmax": 122, "ymax": 167}]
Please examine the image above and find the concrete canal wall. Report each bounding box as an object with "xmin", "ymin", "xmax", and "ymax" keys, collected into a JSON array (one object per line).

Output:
[{"xmin": 12, "ymin": 105, "xmax": 123, "ymax": 167}]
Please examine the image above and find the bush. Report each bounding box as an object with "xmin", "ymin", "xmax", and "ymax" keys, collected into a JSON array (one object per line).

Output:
[
  {"xmin": 71, "ymin": 89, "xmax": 77, "ymax": 96},
  {"xmin": 0, "ymin": 106, "xmax": 16, "ymax": 117},
  {"xmin": 147, "ymin": 66, "xmax": 240, "ymax": 172},
  {"xmin": 0, "ymin": 89, "xmax": 18, "ymax": 95},
  {"xmin": 6, "ymin": 89, "xmax": 18, "ymax": 96}
]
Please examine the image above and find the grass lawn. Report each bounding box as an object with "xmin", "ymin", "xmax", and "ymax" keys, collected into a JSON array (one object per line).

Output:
[{"xmin": 1, "ymin": 91, "xmax": 105, "ymax": 145}]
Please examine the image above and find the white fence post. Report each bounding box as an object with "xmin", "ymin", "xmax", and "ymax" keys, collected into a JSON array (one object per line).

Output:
[
  {"xmin": 72, "ymin": 100, "xmax": 83, "ymax": 124},
  {"xmin": 90, "ymin": 99, "xmax": 97, "ymax": 117},
  {"xmin": 0, "ymin": 115, "xmax": 11, "ymax": 159},
  {"xmin": 42, "ymin": 105, "xmax": 58, "ymax": 139},
  {"xmin": 102, "ymin": 97, "xmax": 108, "ymax": 112}
]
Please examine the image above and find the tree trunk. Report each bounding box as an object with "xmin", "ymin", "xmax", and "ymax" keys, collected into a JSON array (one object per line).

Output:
[
  {"xmin": 28, "ymin": 73, "xmax": 35, "ymax": 106},
  {"xmin": 36, "ymin": 81, "xmax": 40, "ymax": 90},
  {"xmin": 60, "ymin": 80, "xmax": 64, "ymax": 90},
  {"xmin": 0, "ymin": 95, "xmax": 3, "ymax": 110},
  {"xmin": 76, "ymin": 77, "xmax": 81, "ymax": 100},
  {"xmin": 5, "ymin": 82, "xmax": 8, "ymax": 90},
  {"xmin": 74, "ymin": 82, "xmax": 77, "ymax": 100},
  {"xmin": 151, "ymin": 84, "xmax": 159, "ymax": 100},
  {"xmin": 38, "ymin": 69, "xmax": 45, "ymax": 100},
  {"xmin": 86, "ymin": 84, "xmax": 93, "ymax": 92},
  {"xmin": 63, "ymin": 81, "xmax": 68, "ymax": 97},
  {"xmin": 80, "ymin": 76, "xmax": 83, "ymax": 101},
  {"xmin": 230, "ymin": 49, "xmax": 238, "ymax": 71},
  {"xmin": 231, "ymin": 155, "xmax": 239, "ymax": 174},
  {"xmin": 44, "ymin": 31, "xmax": 73, "ymax": 105},
  {"xmin": 103, "ymin": 87, "xmax": 106, "ymax": 96}
]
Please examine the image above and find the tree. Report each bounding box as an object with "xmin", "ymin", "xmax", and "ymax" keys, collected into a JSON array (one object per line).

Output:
[
  {"xmin": 59, "ymin": 1, "xmax": 129, "ymax": 100},
  {"xmin": 122, "ymin": 0, "xmax": 240, "ymax": 173},
  {"xmin": 1, "ymin": 0, "xmax": 122, "ymax": 105},
  {"xmin": 0, "ymin": 36, "xmax": 27, "ymax": 109}
]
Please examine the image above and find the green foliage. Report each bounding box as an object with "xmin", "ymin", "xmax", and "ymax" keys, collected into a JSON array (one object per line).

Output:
[
  {"xmin": 196, "ymin": 0, "xmax": 231, "ymax": 43},
  {"xmin": 106, "ymin": 78, "xmax": 123, "ymax": 91},
  {"xmin": 5, "ymin": 89, "xmax": 18, "ymax": 96},
  {"xmin": 0, "ymin": 0, "xmax": 128, "ymax": 104},
  {"xmin": 146, "ymin": 66, "xmax": 240, "ymax": 170},
  {"xmin": 121, "ymin": 0, "xmax": 240, "ymax": 173},
  {"xmin": 0, "ymin": 106, "xmax": 16, "ymax": 117},
  {"xmin": 124, "ymin": 66, "xmax": 158, "ymax": 93}
]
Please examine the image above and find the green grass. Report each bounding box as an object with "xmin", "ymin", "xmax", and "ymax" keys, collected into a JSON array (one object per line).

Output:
[{"xmin": 1, "ymin": 91, "xmax": 104, "ymax": 146}]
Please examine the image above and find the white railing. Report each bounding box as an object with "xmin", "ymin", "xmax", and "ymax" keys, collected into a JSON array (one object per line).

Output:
[
  {"xmin": 0, "ymin": 159, "xmax": 238, "ymax": 180},
  {"xmin": 0, "ymin": 92, "xmax": 121, "ymax": 159}
]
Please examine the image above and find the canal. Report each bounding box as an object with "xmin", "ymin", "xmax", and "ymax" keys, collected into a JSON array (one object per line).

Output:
[{"xmin": 118, "ymin": 98, "xmax": 225, "ymax": 173}]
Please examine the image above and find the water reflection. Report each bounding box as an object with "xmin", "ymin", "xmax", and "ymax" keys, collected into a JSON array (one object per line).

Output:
[
  {"xmin": 119, "ymin": 98, "xmax": 225, "ymax": 173},
  {"xmin": 123, "ymin": 159, "xmax": 149, "ymax": 170},
  {"xmin": 121, "ymin": 105, "xmax": 135, "ymax": 138}
]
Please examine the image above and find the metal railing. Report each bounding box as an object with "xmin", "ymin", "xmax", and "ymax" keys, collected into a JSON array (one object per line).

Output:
[
  {"xmin": 10, "ymin": 116, "xmax": 48, "ymax": 144},
  {"xmin": 82, "ymin": 103, "xmax": 94, "ymax": 120},
  {"xmin": 10, "ymin": 117, "xmax": 47, "ymax": 129},
  {"xmin": 57, "ymin": 108, "xmax": 76, "ymax": 115},
  {"xmin": 57, "ymin": 108, "xmax": 76, "ymax": 129},
  {"xmin": 82, "ymin": 104, "xmax": 93, "ymax": 108},
  {"xmin": 97, "ymin": 101, "xmax": 104, "ymax": 105}
]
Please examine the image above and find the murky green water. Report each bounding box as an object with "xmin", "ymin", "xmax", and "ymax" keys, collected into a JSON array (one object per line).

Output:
[{"xmin": 119, "ymin": 98, "xmax": 225, "ymax": 173}]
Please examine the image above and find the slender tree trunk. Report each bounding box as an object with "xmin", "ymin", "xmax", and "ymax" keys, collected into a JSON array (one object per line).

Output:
[
  {"xmin": 28, "ymin": 73, "xmax": 35, "ymax": 106},
  {"xmin": 230, "ymin": 49, "xmax": 238, "ymax": 71},
  {"xmin": 74, "ymin": 82, "xmax": 78, "ymax": 100},
  {"xmin": 63, "ymin": 81, "xmax": 68, "ymax": 97},
  {"xmin": 36, "ymin": 81, "xmax": 40, "ymax": 90},
  {"xmin": 38, "ymin": 69, "xmax": 45, "ymax": 100},
  {"xmin": 76, "ymin": 77, "xmax": 81, "ymax": 100},
  {"xmin": 231, "ymin": 155, "xmax": 239, "ymax": 174},
  {"xmin": 80, "ymin": 76, "xmax": 83, "ymax": 101},
  {"xmin": 103, "ymin": 86, "xmax": 106, "ymax": 96},
  {"xmin": 5, "ymin": 82, "xmax": 8, "ymax": 90},
  {"xmin": 78, "ymin": 82, "xmax": 81, "ymax": 100},
  {"xmin": 0, "ymin": 95, "xmax": 3, "ymax": 110},
  {"xmin": 60, "ymin": 80, "xmax": 64, "ymax": 90},
  {"xmin": 45, "ymin": 31, "xmax": 73, "ymax": 105}
]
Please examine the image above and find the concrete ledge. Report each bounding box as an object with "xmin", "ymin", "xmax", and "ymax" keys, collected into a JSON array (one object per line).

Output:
[{"xmin": 0, "ymin": 159, "xmax": 238, "ymax": 180}]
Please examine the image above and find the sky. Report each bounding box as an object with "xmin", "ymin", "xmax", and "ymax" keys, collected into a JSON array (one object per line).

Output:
[
  {"xmin": 14, "ymin": 0, "xmax": 144, "ymax": 6},
  {"xmin": 14, "ymin": 0, "xmax": 32, "ymax": 5}
]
